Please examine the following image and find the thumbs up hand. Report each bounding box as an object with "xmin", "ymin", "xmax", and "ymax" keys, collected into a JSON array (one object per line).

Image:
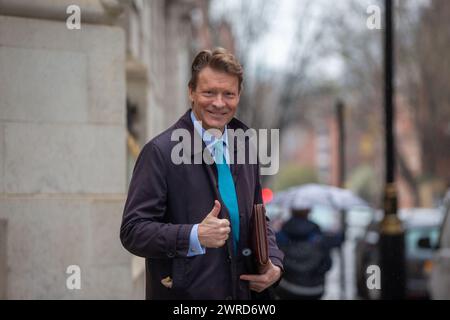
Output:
[{"xmin": 198, "ymin": 200, "xmax": 231, "ymax": 248}]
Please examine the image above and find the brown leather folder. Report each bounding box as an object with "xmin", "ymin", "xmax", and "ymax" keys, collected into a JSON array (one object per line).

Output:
[{"xmin": 251, "ymin": 204, "xmax": 269, "ymax": 273}]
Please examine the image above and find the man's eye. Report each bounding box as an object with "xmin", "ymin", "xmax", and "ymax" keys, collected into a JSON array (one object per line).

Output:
[
  {"xmin": 225, "ymin": 92, "xmax": 235, "ymax": 98},
  {"xmin": 203, "ymin": 91, "xmax": 213, "ymax": 96}
]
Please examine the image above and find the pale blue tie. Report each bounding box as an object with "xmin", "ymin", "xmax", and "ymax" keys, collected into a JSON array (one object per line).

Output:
[{"xmin": 214, "ymin": 140, "xmax": 240, "ymax": 253}]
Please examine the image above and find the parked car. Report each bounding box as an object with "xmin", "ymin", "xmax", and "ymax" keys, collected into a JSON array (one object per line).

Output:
[
  {"xmin": 355, "ymin": 208, "xmax": 442, "ymax": 300},
  {"xmin": 429, "ymin": 190, "xmax": 450, "ymax": 299}
]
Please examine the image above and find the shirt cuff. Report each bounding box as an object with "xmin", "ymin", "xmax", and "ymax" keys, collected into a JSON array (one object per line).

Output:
[{"xmin": 187, "ymin": 224, "xmax": 206, "ymax": 257}]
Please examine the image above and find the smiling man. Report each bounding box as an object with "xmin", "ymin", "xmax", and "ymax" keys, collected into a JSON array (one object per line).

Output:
[{"xmin": 120, "ymin": 48, "xmax": 284, "ymax": 300}]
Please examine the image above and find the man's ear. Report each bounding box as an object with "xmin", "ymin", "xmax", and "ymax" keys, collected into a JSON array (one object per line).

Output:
[{"xmin": 188, "ymin": 86, "xmax": 194, "ymax": 103}]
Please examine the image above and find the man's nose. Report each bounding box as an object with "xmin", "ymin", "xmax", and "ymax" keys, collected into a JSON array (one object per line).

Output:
[{"xmin": 212, "ymin": 94, "xmax": 225, "ymax": 108}]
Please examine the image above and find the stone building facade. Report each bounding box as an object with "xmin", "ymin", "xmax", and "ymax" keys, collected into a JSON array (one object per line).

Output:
[{"xmin": 0, "ymin": 0, "xmax": 210, "ymax": 299}]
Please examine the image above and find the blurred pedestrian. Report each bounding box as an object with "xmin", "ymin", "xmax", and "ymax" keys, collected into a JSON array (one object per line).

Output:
[{"xmin": 275, "ymin": 206, "xmax": 342, "ymax": 300}]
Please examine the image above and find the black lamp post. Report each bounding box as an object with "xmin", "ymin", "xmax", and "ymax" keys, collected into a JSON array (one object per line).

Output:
[{"xmin": 379, "ymin": 0, "xmax": 406, "ymax": 300}]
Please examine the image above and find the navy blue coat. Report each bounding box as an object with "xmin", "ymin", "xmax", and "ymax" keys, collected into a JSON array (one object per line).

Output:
[{"xmin": 120, "ymin": 110, "xmax": 284, "ymax": 300}]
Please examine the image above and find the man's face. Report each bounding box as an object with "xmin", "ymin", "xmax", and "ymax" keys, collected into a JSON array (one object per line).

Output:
[{"xmin": 189, "ymin": 67, "xmax": 240, "ymax": 133}]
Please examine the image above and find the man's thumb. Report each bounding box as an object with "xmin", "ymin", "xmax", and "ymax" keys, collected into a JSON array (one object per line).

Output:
[{"xmin": 208, "ymin": 200, "xmax": 221, "ymax": 217}]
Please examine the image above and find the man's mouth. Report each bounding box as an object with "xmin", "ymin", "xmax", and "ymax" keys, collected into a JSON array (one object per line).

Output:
[{"xmin": 207, "ymin": 110, "xmax": 227, "ymax": 117}]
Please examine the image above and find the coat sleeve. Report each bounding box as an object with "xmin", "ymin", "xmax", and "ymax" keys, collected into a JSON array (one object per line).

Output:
[
  {"xmin": 254, "ymin": 163, "xmax": 284, "ymax": 271},
  {"xmin": 120, "ymin": 141, "xmax": 193, "ymax": 259}
]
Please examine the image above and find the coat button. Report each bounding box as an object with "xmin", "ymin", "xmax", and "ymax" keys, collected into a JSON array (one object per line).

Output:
[
  {"xmin": 225, "ymin": 296, "xmax": 232, "ymax": 300},
  {"xmin": 167, "ymin": 252, "xmax": 175, "ymax": 258}
]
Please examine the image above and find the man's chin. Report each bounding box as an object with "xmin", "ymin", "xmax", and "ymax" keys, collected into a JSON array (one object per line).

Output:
[{"xmin": 204, "ymin": 119, "xmax": 228, "ymax": 131}]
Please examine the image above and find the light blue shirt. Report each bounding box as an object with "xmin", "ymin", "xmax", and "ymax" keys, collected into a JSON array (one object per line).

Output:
[{"xmin": 187, "ymin": 110, "xmax": 231, "ymax": 257}]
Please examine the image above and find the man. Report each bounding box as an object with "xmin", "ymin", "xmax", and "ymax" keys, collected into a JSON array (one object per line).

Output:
[{"xmin": 120, "ymin": 48, "xmax": 283, "ymax": 300}]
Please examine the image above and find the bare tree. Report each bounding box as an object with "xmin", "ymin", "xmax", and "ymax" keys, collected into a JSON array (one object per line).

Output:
[
  {"xmin": 328, "ymin": 0, "xmax": 450, "ymax": 205},
  {"xmin": 397, "ymin": 0, "xmax": 450, "ymax": 187},
  {"xmin": 323, "ymin": 0, "xmax": 386, "ymax": 205}
]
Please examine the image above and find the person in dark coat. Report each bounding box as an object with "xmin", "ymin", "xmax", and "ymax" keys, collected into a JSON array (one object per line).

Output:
[
  {"xmin": 120, "ymin": 48, "xmax": 284, "ymax": 300},
  {"xmin": 275, "ymin": 206, "xmax": 342, "ymax": 300}
]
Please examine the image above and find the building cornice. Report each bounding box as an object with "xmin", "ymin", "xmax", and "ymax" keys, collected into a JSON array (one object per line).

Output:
[{"xmin": 0, "ymin": 0, "xmax": 131, "ymax": 25}]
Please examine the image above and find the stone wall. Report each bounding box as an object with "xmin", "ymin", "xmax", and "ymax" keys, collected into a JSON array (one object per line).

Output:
[{"xmin": 0, "ymin": 11, "xmax": 131, "ymax": 298}]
